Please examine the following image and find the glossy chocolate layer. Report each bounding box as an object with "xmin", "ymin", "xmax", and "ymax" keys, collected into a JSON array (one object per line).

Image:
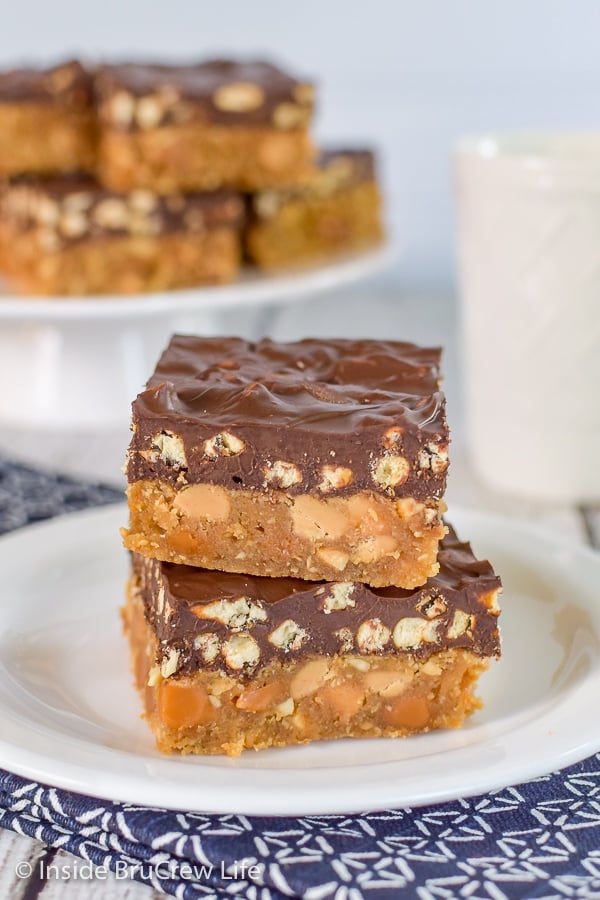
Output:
[
  {"xmin": 0, "ymin": 175, "xmax": 243, "ymax": 245},
  {"xmin": 133, "ymin": 525, "xmax": 501, "ymax": 680},
  {"xmin": 95, "ymin": 59, "xmax": 314, "ymax": 130},
  {"xmin": 127, "ymin": 336, "xmax": 449, "ymax": 500},
  {"xmin": 0, "ymin": 60, "xmax": 93, "ymax": 109}
]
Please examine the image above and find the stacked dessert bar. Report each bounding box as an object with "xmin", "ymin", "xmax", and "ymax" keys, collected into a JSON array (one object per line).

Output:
[
  {"xmin": 0, "ymin": 58, "xmax": 383, "ymax": 295},
  {"xmin": 245, "ymin": 150, "xmax": 383, "ymax": 269},
  {"xmin": 0, "ymin": 174, "xmax": 243, "ymax": 295},
  {"xmin": 122, "ymin": 336, "xmax": 501, "ymax": 756}
]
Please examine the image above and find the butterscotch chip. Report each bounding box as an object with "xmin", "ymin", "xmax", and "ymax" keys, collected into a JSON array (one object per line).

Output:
[
  {"xmin": 123, "ymin": 524, "xmax": 501, "ymax": 755},
  {"xmin": 245, "ymin": 148, "xmax": 384, "ymax": 269},
  {"xmin": 124, "ymin": 336, "xmax": 450, "ymax": 588},
  {"xmin": 95, "ymin": 60, "xmax": 316, "ymax": 191},
  {"xmin": 291, "ymin": 660, "xmax": 331, "ymax": 699},
  {"xmin": 236, "ymin": 682, "xmax": 284, "ymax": 711}
]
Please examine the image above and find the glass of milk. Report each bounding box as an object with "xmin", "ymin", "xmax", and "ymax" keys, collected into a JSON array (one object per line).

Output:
[{"xmin": 455, "ymin": 133, "xmax": 600, "ymax": 501}]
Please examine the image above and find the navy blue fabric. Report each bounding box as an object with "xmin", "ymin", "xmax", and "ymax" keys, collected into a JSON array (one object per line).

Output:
[
  {"xmin": 0, "ymin": 456, "xmax": 122, "ymax": 534},
  {"xmin": 1, "ymin": 458, "xmax": 599, "ymax": 899}
]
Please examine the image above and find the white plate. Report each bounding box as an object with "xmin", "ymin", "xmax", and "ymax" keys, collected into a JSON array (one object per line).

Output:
[
  {"xmin": 0, "ymin": 243, "xmax": 394, "ymax": 322},
  {"xmin": 0, "ymin": 504, "xmax": 599, "ymax": 816}
]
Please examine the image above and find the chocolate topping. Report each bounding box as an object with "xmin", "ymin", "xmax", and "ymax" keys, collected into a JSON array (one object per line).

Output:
[
  {"xmin": 0, "ymin": 60, "xmax": 93, "ymax": 109},
  {"xmin": 95, "ymin": 59, "xmax": 314, "ymax": 130},
  {"xmin": 127, "ymin": 336, "xmax": 449, "ymax": 500},
  {"xmin": 0, "ymin": 175, "xmax": 243, "ymax": 245},
  {"xmin": 133, "ymin": 524, "xmax": 501, "ymax": 680}
]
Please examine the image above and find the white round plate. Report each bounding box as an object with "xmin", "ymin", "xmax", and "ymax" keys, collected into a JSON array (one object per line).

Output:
[
  {"xmin": 0, "ymin": 504, "xmax": 598, "ymax": 816},
  {"xmin": 0, "ymin": 243, "xmax": 395, "ymax": 322}
]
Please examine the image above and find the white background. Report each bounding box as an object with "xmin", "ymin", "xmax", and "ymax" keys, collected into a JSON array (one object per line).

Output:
[{"xmin": 2, "ymin": 0, "xmax": 600, "ymax": 291}]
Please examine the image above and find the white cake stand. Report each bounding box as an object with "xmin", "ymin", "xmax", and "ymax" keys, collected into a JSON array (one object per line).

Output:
[{"xmin": 0, "ymin": 243, "xmax": 395, "ymax": 432}]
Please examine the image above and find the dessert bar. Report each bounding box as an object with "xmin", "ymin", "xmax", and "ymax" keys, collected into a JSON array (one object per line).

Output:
[
  {"xmin": 0, "ymin": 176, "xmax": 244, "ymax": 294},
  {"xmin": 123, "ymin": 336, "xmax": 449, "ymax": 588},
  {"xmin": 123, "ymin": 525, "xmax": 501, "ymax": 756},
  {"xmin": 246, "ymin": 149, "xmax": 383, "ymax": 268},
  {"xmin": 0, "ymin": 60, "xmax": 96, "ymax": 178},
  {"xmin": 96, "ymin": 60, "xmax": 316, "ymax": 193}
]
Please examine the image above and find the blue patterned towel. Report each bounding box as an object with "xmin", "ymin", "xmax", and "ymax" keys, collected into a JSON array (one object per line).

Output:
[
  {"xmin": 1, "ymin": 765, "xmax": 600, "ymax": 899},
  {"xmin": 0, "ymin": 458, "xmax": 599, "ymax": 899}
]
